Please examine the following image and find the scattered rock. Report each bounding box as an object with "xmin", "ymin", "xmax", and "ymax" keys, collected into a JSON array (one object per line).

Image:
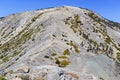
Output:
[
  {"xmin": 10, "ymin": 77, "xmax": 22, "ymax": 80},
  {"xmin": 17, "ymin": 66, "xmax": 29, "ymax": 73}
]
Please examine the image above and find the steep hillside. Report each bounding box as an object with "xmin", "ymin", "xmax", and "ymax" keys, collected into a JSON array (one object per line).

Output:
[{"xmin": 0, "ymin": 6, "xmax": 120, "ymax": 80}]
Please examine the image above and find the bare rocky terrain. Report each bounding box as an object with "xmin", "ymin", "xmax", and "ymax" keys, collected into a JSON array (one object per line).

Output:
[{"xmin": 0, "ymin": 6, "xmax": 120, "ymax": 80}]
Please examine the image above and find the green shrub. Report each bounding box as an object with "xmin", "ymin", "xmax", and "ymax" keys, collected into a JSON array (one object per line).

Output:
[
  {"xmin": 63, "ymin": 49, "xmax": 70, "ymax": 55},
  {"xmin": 59, "ymin": 60, "xmax": 70, "ymax": 67},
  {"xmin": 51, "ymin": 53, "xmax": 57, "ymax": 56},
  {"xmin": 117, "ymin": 52, "xmax": 120, "ymax": 61},
  {"xmin": 44, "ymin": 55, "xmax": 49, "ymax": 58},
  {"xmin": 55, "ymin": 59, "xmax": 60, "ymax": 65}
]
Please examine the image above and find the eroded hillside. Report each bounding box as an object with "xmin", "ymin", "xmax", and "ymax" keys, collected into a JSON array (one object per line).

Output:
[{"xmin": 0, "ymin": 6, "xmax": 120, "ymax": 80}]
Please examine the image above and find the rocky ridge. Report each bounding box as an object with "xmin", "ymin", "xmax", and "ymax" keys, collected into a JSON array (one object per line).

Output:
[{"xmin": 0, "ymin": 6, "xmax": 120, "ymax": 80}]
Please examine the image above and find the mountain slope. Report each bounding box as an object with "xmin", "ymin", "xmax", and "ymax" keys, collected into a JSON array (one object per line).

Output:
[{"xmin": 0, "ymin": 6, "xmax": 120, "ymax": 80}]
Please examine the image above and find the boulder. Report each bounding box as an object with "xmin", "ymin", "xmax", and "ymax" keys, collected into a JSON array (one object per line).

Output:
[{"xmin": 17, "ymin": 66, "xmax": 29, "ymax": 73}]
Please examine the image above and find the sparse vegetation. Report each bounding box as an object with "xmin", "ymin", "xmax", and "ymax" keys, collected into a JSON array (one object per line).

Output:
[
  {"xmin": 70, "ymin": 15, "xmax": 79, "ymax": 33},
  {"xmin": 12, "ymin": 50, "xmax": 21, "ymax": 57},
  {"xmin": 62, "ymin": 34, "xmax": 67, "ymax": 37},
  {"xmin": 59, "ymin": 60, "xmax": 70, "ymax": 67},
  {"xmin": 58, "ymin": 56, "xmax": 67, "ymax": 59},
  {"xmin": 88, "ymin": 38, "xmax": 98, "ymax": 46},
  {"xmin": 117, "ymin": 52, "xmax": 120, "ymax": 61},
  {"xmin": 31, "ymin": 13, "xmax": 43, "ymax": 22},
  {"xmin": 54, "ymin": 53, "xmax": 70, "ymax": 67},
  {"xmin": 70, "ymin": 41, "xmax": 80, "ymax": 53},
  {"xmin": 104, "ymin": 37, "xmax": 112, "ymax": 44},
  {"xmin": 19, "ymin": 75, "xmax": 30, "ymax": 80},
  {"xmin": 82, "ymin": 32, "xmax": 88, "ymax": 40},
  {"xmin": 0, "ymin": 13, "xmax": 44, "ymax": 63},
  {"xmin": 2, "ymin": 56, "xmax": 9, "ymax": 62},
  {"xmin": 8, "ymin": 70, "xmax": 14, "ymax": 74},
  {"xmin": 55, "ymin": 59, "xmax": 60, "ymax": 65},
  {"xmin": 0, "ymin": 75, "xmax": 6, "ymax": 80},
  {"xmin": 63, "ymin": 49, "xmax": 70, "ymax": 55},
  {"xmin": 51, "ymin": 53, "xmax": 57, "ymax": 56},
  {"xmin": 64, "ymin": 14, "xmax": 83, "ymax": 33},
  {"xmin": 44, "ymin": 55, "xmax": 49, "ymax": 58},
  {"xmin": 88, "ymin": 12, "xmax": 101, "ymax": 23},
  {"xmin": 1, "ymin": 6, "xmax": 120, "ymax": 80}
]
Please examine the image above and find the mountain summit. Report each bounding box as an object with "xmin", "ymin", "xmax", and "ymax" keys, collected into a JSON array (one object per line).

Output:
[{"xmin": 0, "ymin": 6, "xmax": 120, "ymax": 80}]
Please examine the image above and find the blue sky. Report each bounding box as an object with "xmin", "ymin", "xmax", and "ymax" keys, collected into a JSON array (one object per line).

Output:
[{"xmin": 0, "ymin": 0, "xmax": 120, "ymax": 22}]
